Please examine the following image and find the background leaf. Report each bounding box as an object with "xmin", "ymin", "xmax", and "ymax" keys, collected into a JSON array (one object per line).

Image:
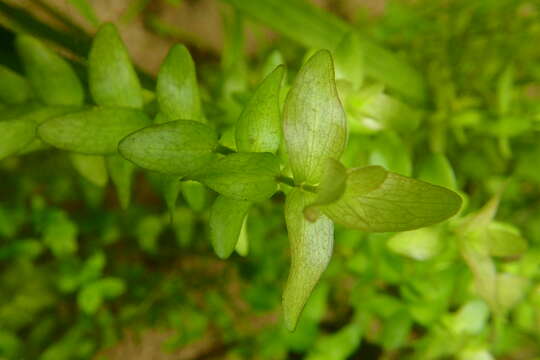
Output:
[
  {"xmin": 157, "ymin": 44, "xmax": 204, "ymax": 122},
  {"xmin": 88, "ymin": 23, "xmax": 143, "ymax": 108},
  {"xmin": 38, "ymin": 107, "xmax": 151, "ymax": 154},
  {"xmin": 15, "ymin": 35, "xmax": 84, "ymax": 106},
  {"xmin": 0, "ymin": 65, "xmax": 32, "ymax": 104}
]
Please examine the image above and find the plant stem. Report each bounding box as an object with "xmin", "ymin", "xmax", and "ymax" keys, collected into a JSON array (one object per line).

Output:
[{"xmin": 276, "ymin": 175, "xmax": 317, "ymax": 193}]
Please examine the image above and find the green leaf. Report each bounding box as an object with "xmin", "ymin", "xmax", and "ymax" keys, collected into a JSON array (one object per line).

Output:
[
  {"xmin": 106, "ymin": 154, "xmax": 136, "ymax": 209},
  {"xmin": 118, "ymin": 120, "xmax": 218, "ymax": 176},
  {"xmin": 97, "ymin": 277, "xmax": 126, "ymax": 298},
  {"xmin": 209, "ymin": 195, "xmax": 251, "ymax": 259},
  {"xmin": 387, "ymin": 227, "xmax": 442, "ymax": 261},
  {"xmin": 0, "ymin": 65, "xmax": 32, "ymax": 104},
  {"xmin": 283, "ymin": 189, "xmax": 333, "ymax": 331},
  {"xmin": 43, "ymin": 211, "xmax": 78, "ymax": 257},
  {"xmin": 305, "ymin": 322, "xmax": 362, "ymax": 360},
  {"xmin": 346, "ymin": 85, "xmax": 421, "ymax": 133},
  {"xmin": 235, "ymin": 218, "xmax": 249, "ymax": 256},
  {"xmin": 322, "ymin": 167, "xmax": 462, "ymax": 232},
  {"xmin": 304, "ymin": 159, "xmax": 347, "ymax": 222},
  {"xmin": 497, "ymin": 64, "xmax": 514, "ymax": 115},
  {"xmin": 448, "ymin": 300, "xmax": 489, "ymax": 335},
  {"xmin": 157, "ymin": 44, "xmax": 204, "ymax": 122},
  {"xmin": 181, "ymin": 181, "xmax": 207, "ymax": 212},
  {"xmin": 0, "ymin": 117, "xmax": 37, "ymax": 160},
  {"xmin": 88, "ymin": 23, "xmax": 143, "ymax": 108},
  {"xmin": 485, "ymin": 222, "xmax": 527, "ymax": 257},
  {"xmin": 193, "ymin": 152, "xmax": 280, "ymax": 201},
  {"xmin": 78, "ymin": 282, "xmax": 103, "ymax": 314},
  {"xmin": 334, "ymin": 32, "xmax": 364, "ymax": 88},
  {"xmin": 38, "ymin": 107, "xmax": 151, "ymax": 154},
  {"xmin": 283, "ymin": 50, "xmax": 347, "ymax": 184},
  {"xmin": 15, "ymin": 35, "xmax": 84, "ymax": 106},
  {"xmin": 68, "ymin": 0, "xmax": 99, "ymax": 26},
  {"xmin": 235, "ymin": 65, "xmax": 285, "ymax": 153},
  {"xmin": 417, "ymin": 152, "xmax": 457, "ymax": 190},
  {"xmin": 369, "ymin": 132, "xmax": 412, "ymax": 176},
  {"xmin": 495, "ymin": 273, "xmax": 528, "ymax": 313},
  {"xmin": 158, "ymin": 175, "xmax": 182, "ymax": 221},
  {"xmin": 70, "ymin": 153, "xmax": 108, "ymax": 187}
]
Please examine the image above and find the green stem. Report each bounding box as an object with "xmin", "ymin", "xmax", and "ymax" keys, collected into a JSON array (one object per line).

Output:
[{"xmin": 276, "ymin": 175, "xmax": 317, "ymax": 193}]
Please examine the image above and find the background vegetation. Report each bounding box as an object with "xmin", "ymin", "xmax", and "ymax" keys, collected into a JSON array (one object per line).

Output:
[{"xmin": 1, "ymin": 0, "xmax": 540, "ymax": 359}]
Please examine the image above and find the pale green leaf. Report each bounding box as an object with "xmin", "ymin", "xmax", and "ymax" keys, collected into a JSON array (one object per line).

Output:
[
  {"xmin": 157, "ymin": 44, "xmax": 204, "ymax": 122},
  {"xmin": 0, "ymin": 65, "xmax": 32, "ymax": 104},
  {"xmin": 193, "ymin": 152, "xmax": 280, "ymax": 201},
  {"xmin": 323, "ymin": 167, "xmax": 462, "ymax": 232},
  {"xmin": 118, "ymin": 120, "xmax": 218, "ymax": 176},
  {"xmin": 346, "ymin": 85, "xmax": 421, "ymax": 132},
  {"xmin": 70, "ymin": 153, "xmax": 108, "ymax": 187},
  {"xmin": 235, "ymin": 65, "xmax": 285, "ymax": 153},
  {"xmin": 496, "ymin": 273, "xmax": 528, "ymax": 313},
  {"xmin": 235, "ymin": 218, "xmax": 249, "ymax": 256},
  {"xmin": 89, "ymin": 23, "xmax": 143, "ymax": 108},
  {"xmin": 283, "ymin": 50, "xmax": 347, "ymax": 184},
  {"xmin": 304, "ymin": 159, "xmax": 347, "ymax": 222},
  {"xmin": 209, "ymin": 195, "xmax": 251, "ymax": 259},
  {"xmin": 448, "ymin": 300, "xmax": 489, "ymax": 335},
  {"xmin": 417, "ymin": 152, "xmax": 457, "ymax": 190},
  {"xmin": 387, "ymin": 227, "xmax": 442, "ymax": 261},
  {"xmin": 486, "ymin": 221, "xmax": 527, "ymax": 257},
  {"xmin": 15, "ymin": 35, "xmax": 84, "ymax": 106},
  {"xmin": 334, "ymin": 32, "xmax": 364, "ymax": 88},
  {"xmin": 369, "ymin": 132, "xmax": 411, "ymax": 176},
  {"xmin": 38, "ymin": 107, "xmax": 151, "ymax": 154},
  {"xmin": 106, "ymin": 154, "xmax": 136, "ymax": 209},
  {"xmin": 283, "ymin": 189, "xmax": 333, "ymax": 331}
]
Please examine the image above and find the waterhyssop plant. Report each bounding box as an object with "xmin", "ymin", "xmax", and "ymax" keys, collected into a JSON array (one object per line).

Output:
[{"xmin": 1, "ymin": 22, "xmax": 462, "ymax": 331}]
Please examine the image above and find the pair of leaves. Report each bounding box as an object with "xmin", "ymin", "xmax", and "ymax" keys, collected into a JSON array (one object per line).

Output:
[
  {"xmin": 154, "ymin": 43, "xmax": 205, "ymax": 217},
  {"xmin": 119, "ymin": 121, "xmax": 281, "ymax": 201},
  {"xmin": 208, "ymin": 64, "xmax": 285, "ymax": 258}
]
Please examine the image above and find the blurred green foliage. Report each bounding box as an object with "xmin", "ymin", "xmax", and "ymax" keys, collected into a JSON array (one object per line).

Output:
[{"xmin": 1, "ymin": 0, "xmax": 540, "ymax": 359}]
